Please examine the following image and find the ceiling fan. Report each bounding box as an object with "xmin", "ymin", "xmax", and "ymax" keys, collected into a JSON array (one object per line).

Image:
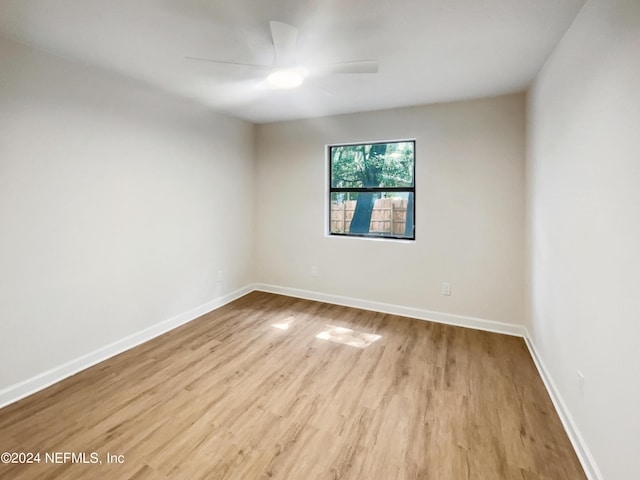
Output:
[{"xmin": 185, "ymin": 21, "xmax": 379, "ymax": 89}]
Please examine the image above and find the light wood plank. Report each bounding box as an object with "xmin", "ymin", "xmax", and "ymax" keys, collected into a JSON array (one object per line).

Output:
[{"xmin": 0, "ymin": 292, "xmax": 586, "ymax": 479}]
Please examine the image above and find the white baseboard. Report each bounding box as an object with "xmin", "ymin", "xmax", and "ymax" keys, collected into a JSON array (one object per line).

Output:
[
  {"xmin": 0, "ymin": 285, "xmax": 253, "ymax": 410},
  {"xmin": 0, "ymin": 282, "xmax": 601, "ymax": 480},
  {"xmin": 255, "ymin": 283, "xmax": 601, "ymax": 479},
  {"xmin": 523, "ymin": 333, "xmax": 603, "ymax": 480},
  {"xmin": 253, "ymin": 283, "xmax": 527, "ymax": 337}
]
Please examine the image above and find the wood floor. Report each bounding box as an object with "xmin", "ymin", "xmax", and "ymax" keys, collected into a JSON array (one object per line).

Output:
[{"xmin": 0, "ymin": 292, "xmax": 586, "ymax": 479}]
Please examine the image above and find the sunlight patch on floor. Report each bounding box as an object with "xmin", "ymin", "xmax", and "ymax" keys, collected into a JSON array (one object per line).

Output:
[
  {"xmin": 315, "ymin": 324, "xmax": 381, "ymax": 348},
  {"xmin": 271, "ymin": 315, "xmax": 296, "ymax": 330}
]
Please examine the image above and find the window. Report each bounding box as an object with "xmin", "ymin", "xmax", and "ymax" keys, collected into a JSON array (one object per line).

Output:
[{"xmin": 329, "ymin": 140, "xmax": 415, "ymax": 240}]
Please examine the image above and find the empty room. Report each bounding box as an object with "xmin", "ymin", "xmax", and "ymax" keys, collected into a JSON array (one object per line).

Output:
[{"xmin": 0, "ymin": 0, "xmax": 638, "ymax": 479}]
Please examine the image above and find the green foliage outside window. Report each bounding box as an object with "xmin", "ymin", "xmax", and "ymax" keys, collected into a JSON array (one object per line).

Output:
[
  {"xmin": 329, "ymin": 141, "xmax": 415, "ymax": 239},
  {"xmin": 330, "ymin": 142, "xmax": 414, "ymax": 189}
]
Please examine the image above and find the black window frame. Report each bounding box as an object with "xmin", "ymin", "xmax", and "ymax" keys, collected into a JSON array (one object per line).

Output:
[{"xmin": 328, "ymin": 139, "xmax": 416, "ymax": 241}]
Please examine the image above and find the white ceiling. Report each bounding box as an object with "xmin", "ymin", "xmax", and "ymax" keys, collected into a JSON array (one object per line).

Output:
[{"xmin": 0, "ymin": 0, "xmax": 585, "ymax": 123}]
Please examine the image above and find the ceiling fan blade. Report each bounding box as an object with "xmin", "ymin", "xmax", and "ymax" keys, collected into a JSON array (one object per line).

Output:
[
  {"xmin": 317, "ymin": 60, "xmax": 379, "ymax": 74},
  {"xmin": 185, "ymin": 57, "xmax": 271, "ymax": 69},
  {"xmin": 269, "ymin": 21, "xmax": 298, "ymax": 66}
]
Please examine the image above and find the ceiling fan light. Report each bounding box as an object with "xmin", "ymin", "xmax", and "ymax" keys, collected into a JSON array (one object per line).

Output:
[{"xmin": 266, "ymin": 68, "xmax": 306, "ymax": 89}]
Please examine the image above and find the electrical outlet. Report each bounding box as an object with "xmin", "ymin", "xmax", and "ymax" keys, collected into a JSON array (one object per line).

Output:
[
  {"xmin": 217, "ymin": 270, "xmax": 223, "ymax": 282},
  {"xmin": 311, "ymin": 266, "xmax": 319, "ymax": 278},
  {"xmin": 441, "ymin": 282, "xmax": 451, "ymax": 296}
]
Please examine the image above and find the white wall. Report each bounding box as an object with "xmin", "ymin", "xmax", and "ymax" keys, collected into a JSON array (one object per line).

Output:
[
  {"xmin": 527, "ymin": 0, "xmax": 640, "ymax": 478},
  {"xmin": 0, "ymin": 36, "xmax": 254, "ymax": 391},
  {"xmin": 255, "ymin": 95, "xmax": 525, "ymax": 326},
  {"xmin": 4, "ymin": 4, "xmax": 635, "ymax": 475}
]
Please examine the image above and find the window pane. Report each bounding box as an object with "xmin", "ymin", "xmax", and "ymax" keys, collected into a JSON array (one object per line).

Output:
[
  {"xmin": 330, "ymin": 192, "xmax": 414, "ymax": 238},
  {"xmin": 331, "ymin": 141, "xmax": 414, "ymax": 189}
]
